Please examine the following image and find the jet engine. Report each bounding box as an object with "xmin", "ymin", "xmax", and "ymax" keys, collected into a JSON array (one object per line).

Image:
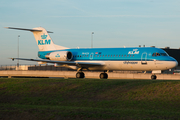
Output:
[{"xmin": 45, "ymin": 51, "xmax": 73, "ymax": 61}]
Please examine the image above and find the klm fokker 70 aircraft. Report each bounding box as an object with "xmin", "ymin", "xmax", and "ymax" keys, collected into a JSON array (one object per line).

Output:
[{"xmin": 5, "ymin": 27, "xmax": 178, "ymax": 79}]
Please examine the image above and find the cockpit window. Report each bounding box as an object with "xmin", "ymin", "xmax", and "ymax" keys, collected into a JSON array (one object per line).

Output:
[
  {"xmin": 152, "ymin": 52, "xmax": 168, "ymax": 57},
  {"xmin": 152, "ymin": 53, "xmax": 159, "ymax": 56},
  {"xmin": 160, "ymin": 53, "xmax": 168, "ymax": 56}
]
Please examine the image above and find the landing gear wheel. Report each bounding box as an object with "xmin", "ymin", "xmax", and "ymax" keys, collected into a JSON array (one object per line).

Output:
[
  {"xmin": 151, "ymin": 75, "xmax": 157, "ymax": 80},
  {"xmin": 100, "ymin": 73, "xmax": 108, "ymax": 79},
  {"xmin": 76, "ymin": 72, "xmax": 85, "ymax": 78}
]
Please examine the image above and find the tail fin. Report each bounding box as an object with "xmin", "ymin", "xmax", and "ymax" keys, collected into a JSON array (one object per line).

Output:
[{"xmin": 5, "ymin": 27, "xmax": 68, "ymax": 51}]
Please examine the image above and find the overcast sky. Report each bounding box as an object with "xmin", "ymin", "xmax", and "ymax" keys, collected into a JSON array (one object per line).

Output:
[{"xmin": 1, "ymin": 0, "xmax": 180, "ymax": 65}]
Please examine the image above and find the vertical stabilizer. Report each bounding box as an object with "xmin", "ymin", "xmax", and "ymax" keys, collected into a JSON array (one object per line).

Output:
[
  {"xmin": 5, "ymin": 27, "xmax": 69, "ymax": 51},
  {"xmin": 32, "ymin": 27, "xmax": 68, "ymax": 51},
  {"xmin": 32, "ymin": 27, "xmax": 56, "ymax": 51}
]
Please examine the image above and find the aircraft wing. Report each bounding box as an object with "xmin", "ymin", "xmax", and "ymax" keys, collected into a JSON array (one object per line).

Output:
[{"xmin": 11, "ymin": 58, "xmax": 104, "ymax": 67}]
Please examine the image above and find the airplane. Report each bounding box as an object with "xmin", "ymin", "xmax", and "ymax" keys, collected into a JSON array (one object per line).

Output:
[{"xmin": 5, "ymin": 27, "xmax": 178, "ymax": 79}]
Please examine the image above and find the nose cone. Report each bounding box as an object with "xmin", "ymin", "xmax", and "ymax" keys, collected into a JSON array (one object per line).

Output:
[
  {"xmin": 170, "ymin": 57, "xmax": 178, "ymax": 68},
  {"xmin": 172, "ymin": 60, "xmax": 178, "ymax": 68},
  {"xmin": 163, "ymin": 57, "xmax": 178, "ymax": 69}
]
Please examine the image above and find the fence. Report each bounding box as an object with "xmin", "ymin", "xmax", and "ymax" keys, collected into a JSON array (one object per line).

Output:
[{"xmin": 0, "ymin": 64, "xmax": 75, "ymax": 71}]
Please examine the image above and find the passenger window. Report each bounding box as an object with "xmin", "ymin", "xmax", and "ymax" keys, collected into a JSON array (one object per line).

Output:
[
  {"xmin": 124, "ymin": 55, "xmax": 126, "ymax": 57},
  {"xmin": 119, "ymin": 55, "xmax": 121, "ymax": 57}
]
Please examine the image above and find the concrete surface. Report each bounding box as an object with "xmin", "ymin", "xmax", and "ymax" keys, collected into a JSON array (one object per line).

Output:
[{"xmin": 0, "ymin": 70, "xmax": 180, "ymax": 80}]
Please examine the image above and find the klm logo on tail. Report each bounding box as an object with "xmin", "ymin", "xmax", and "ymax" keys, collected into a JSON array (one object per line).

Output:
[{"xmin": 38, "ymin": 34, "xmax": 51, "ymax": 45}]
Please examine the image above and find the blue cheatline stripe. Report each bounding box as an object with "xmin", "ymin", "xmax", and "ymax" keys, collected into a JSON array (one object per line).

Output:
[
  {"xmin": 72, "ymin": 59, "xmax": 144, "ymax": 61},
  {"xmin": 71, "ymin": 59, "xmax": 176, "ymax": 61}
]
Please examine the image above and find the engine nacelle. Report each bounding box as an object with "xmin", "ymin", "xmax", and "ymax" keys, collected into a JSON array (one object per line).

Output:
[{"xmin": 46, "ymin": 51, "xmax": 73, "ymax": 61}]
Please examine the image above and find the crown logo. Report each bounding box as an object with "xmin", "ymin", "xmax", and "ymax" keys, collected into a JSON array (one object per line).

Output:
[
  {"xmin": 55, "ymin": 53, "xmax": 60, "ymax": 57},
  {"xmin": 41, "ymin": 34, "xmax": 47, "ymax": 39}
]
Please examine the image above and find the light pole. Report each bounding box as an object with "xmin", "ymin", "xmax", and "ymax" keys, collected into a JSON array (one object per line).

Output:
[
  {"xmin": 17, "ymin": 35, "xmax": 20, "ymax": 70},
  {"xmin": 91, "ymin": 32, "xmax": 94, "ymax": 48}
]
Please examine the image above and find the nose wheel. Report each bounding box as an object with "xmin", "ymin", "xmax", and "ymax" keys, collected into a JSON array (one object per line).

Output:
[{"xmin": 151, "ymin": 75, "xmax": 157, "ymax": 80}]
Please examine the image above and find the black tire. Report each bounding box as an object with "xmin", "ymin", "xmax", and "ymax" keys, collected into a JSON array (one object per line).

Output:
[
  {"xmin": 80, "ymin": 72, "xmax": 84, "ymax": 78},
  {"xmin": 100, "ymin": 73, "xmax": 104, "ymax": 79},
  {"xmin": 104, "ymin": 73, "xmax": 108, "ymax": 79},
  {"xmin": 76, "ymin": 72, "xmax": 80, "ymax": 78},
  {"xmin": 151, "ymin": 75, "xmax": 157, "ymax": 80},
  {"xmin": 100, "ymin": 73, "xmax": 108, "ymax": 79},
  {"xmin": 76, "ymin": 72, "xmax": 84, "ymax": 78}
]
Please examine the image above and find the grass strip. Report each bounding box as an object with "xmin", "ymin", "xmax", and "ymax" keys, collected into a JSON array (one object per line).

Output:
[{"xmin": 0, "ymin": 78, "xmax": 180, "ymax": 119}]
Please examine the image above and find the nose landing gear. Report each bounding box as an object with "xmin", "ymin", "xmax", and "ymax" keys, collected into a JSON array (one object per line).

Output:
[{"xmin": 151, "ymin": 75, "xmax": 157, "ymax": 80}]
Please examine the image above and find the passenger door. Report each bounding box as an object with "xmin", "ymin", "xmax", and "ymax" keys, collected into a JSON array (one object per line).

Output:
[
  {"xmin": 90, "ymin": 53, "xmax": 94, "ymax": 60},
  {"xmin": 141, "ymin": 52, "xmax": 147, "ymax": 65}
]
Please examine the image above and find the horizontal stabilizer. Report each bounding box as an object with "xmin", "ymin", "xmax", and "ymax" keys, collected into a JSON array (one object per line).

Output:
[{"xmin": 5, "ymin": 27, "xmax": 53, "ymax": 33}]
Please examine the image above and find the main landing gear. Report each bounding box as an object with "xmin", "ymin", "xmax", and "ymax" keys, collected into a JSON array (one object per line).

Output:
[
  {"xmin": 99, "ymin": 72, "xmax": 108, "ymax": 79},
  {"xmin": 76, "ymin": 72, "xmax": 85, "ymax": 78},
  {"xmin": 151, "ymin": 75, "xmax": 157, "ymax": 80},
  {"xmin": 76, "ymin": 71, "xmax": 108, "ymax": 79}
]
